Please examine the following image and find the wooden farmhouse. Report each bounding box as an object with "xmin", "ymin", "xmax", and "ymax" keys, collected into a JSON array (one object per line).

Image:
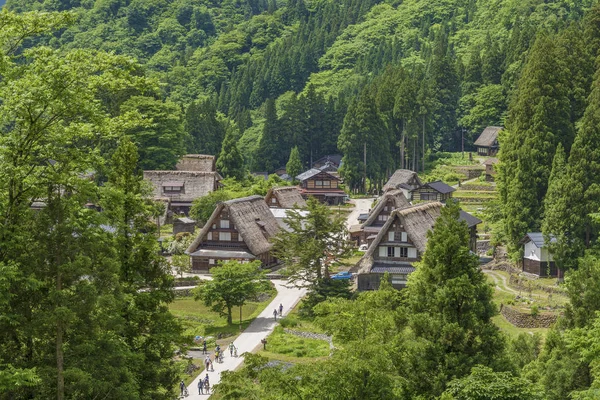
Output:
[
  {"xmin": 349, "ymin": 189, "xmax": 411, "ymax": 245},
  {"xmin": 265, "ymin": 186, "xmax": 307, "ymax": 209},
  {"xmin": 520, "ymin": 233, "xmax": 560, "ymax": 278},
  {"xmin": 411, "ymin": 181, "xmax": 455, "ymax": 202},
  {"xmin": 484, "ymin": 158, "xmax": 499, "ymax": 182},
  {"xmin": 176, "ymin": 154, "xmax": 216, "ymax": 172},
  {"xmin": 474, "ymin": 126, "xmax": 502, "ymax": 156},
  {"xmin": 296, "ymin": 168, "xmax": 346, "ymax": 205},
  {"xmin": 143, "ymin": 170, "xmax": 221, "ymax": 215},
  {"xmin": 185, "ymin": 195, "xmax": 280, "ymax": 272},
  {"xmin": 383, "ymin": 169, "xmax": 422, "ymax": 200},
  {"xmin": 353, "ymin": 203, "xmax": 481, "ymax": 291}
]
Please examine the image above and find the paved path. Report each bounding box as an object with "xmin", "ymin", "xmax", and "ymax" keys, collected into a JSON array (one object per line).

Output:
[
  {"xmin": 184, "ymin": 280, "xmax": 307, "ymax": 399},
  {"xmin": 346, "ymin": 197, "xmax": 376, "ymax": 229}
]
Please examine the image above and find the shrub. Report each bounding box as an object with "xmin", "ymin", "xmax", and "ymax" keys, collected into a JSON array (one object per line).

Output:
[
  {"xmin": 530, "ymin": 305, "xmax": 539, "ymax": 317},
  {"xmin": 279, "ymin": 316, "xmax": 298, "ymax": 328}
]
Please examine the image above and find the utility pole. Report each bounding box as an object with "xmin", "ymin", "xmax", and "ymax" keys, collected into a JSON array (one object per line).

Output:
[
  {"xmin": 462, "ymin": 127, "xmax": 465, "ymax": 159},
  {"xmin": 363, "ymin": 142, "xmax": 367, "ymax": 193},
  {"xmin": 422, "ymin": 115, "xmax": 425, "ymax": 173}
]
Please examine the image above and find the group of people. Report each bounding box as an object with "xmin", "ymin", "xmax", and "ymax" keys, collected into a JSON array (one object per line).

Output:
[
  {"xmin": 180, "ymin": 303, "xmax": 286, "ymax": 397},
  {"xmin": 273, "ymin": 303, "xmax": 284, "ymax": 320}
]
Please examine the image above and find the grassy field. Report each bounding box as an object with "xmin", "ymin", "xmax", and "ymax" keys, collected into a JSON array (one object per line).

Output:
[
  {"xmin": 169, "ymin": 290, "xmax": 276, "ymax": 343},
  {"xmin": 491, "ymin": 314, "xmax": 549, "ymax": 338},
  {"xmin": 257, "ymin": 326, "xmax": 330, "ymax": 363}
]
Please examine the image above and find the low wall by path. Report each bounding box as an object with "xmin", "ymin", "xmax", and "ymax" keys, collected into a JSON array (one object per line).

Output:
[{"xmin": 500, "ymin": 304, "xmax": 558, "ymax": 329}]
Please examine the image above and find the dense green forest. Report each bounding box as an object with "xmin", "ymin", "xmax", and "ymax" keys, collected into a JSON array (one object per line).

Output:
[
  {"xmin": 6, "ymin": 0, "xmax": 595, "ymax": 188},
  {"xmin": 6, "ymin": 0, "xmax": 600, "ymax": 399}
]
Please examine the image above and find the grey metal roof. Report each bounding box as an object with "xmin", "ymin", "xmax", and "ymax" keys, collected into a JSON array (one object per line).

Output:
[
  {"xmin": 459, "ymin": 210, "xmax": 482, "ymax": 228},
  {"xmin": 371, "ymin": 264, "xmax": 416, "ymax": 274},
  {"xmin": 424, "ymin": 181, "xmax": 456, "ymax": 194},
  {"xmin": 175, "ymin": 217, "xmax": 196, "ymax": 224},
  {"xmin": 522, "ymin": 232, "xmax": 556, "ymax": 248},
  {"xmin": 189, "ymin": 249, "xmax": 256, "ymax": 259},
  {"xmin": 358, "ymin": 213, "xmax": 369, "ymax": 221},
  {"xmin": 296, "ymin": 168, "xmax": 322, "ymax": 181}
]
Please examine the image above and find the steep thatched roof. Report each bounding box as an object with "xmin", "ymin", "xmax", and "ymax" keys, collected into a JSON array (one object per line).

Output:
[
  {"xmin": 265, "ymin": 187, "xmax": 307, "ymax": 208},
  {"xmin": 383, "ymin": 169, "xmax": 422, "ymax": 192},
  {"xmin": 176, "ymin": 154, "xmax": 216, "ymax": 172},
  {"xmin": 474, "ymin": 126, "xmax": 502, "ymax": 147},
  {"xmin": 363, "ymin": 189, "xmax": 410, "ymax": 227},
  {"xmin": 186, "ymin": 195, "xmax": 280, "ymax": 256},
  {"xmin": 352, "ymin": 202, "xmax": 443, "ymax": 274},
  {"xmin": 143, "ymin": 171, "xmax": 220, "ymax": 203}
]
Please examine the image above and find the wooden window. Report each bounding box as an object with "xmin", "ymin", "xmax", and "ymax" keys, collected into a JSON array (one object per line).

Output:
[
  {"xmin": 388, "ymin": 232, "xmax": 394, "ymax": 242},
  {"xmin": 307, "ymin": 180, "xmax": 315, "ymax": 188},
  {"xmin": 207, "ymin": 232, "xmax": 212, "ymax": 240},
  {"xmin": 331, "ymin": 181, "xmax": 338, "ymax": 188},
  {"xmin": 163, "ymin": 186, "xmax": 184, "ymax": 193},
  {"xmin": 387, "ymin": 247, "xmax": 394, "ymax": 257},
  {"xmin": 378, "ymin": 215, "xmax": 388, "ymax": 222},
  {"xmin": 220, "ymin": 219, "xmax": 230, "ymax": 229},
  {"xmin": 399, "ymin": 247, "xmax": 408, "ymax": 258},
  {"xmin": 322, "ymin": 180, "xmax": 331, "ymax": 188},
  {"xmin": 271, "ymin": 197, "xmax": 277, "ymax": 203},
  {"xmin": 402, "ymin": 232, "xmax": 407, "ymax": 242},
  {"xmin": 219, "ymin": 232, "xmax": 231, "ymax": 241},
  {"xmin": 315, "ymin": 180, "xmax": 323, "ymax": 188},
  {"xmin": 378, "ymin": 246, "xmax": 386, "ymax": 257},
  {"xmin": 209, "ymin": 259, "xmax": 215, "ymax": 265}
]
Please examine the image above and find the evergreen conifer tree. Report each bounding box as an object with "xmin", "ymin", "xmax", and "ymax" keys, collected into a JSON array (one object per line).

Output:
[
  {"xmin": 566, "ymin": 65, "xmax": 600, "ymax": 249},
  {"xmin": 497, "ymin": 32, "xmax": 573, "ymax": 251},
  {"xmin": 217, "ymin": 126, "xmax": 245, "ymax": 180},
  {"xmin": 402, "ymin": 201, "xmax": 504, "ymax": 397},
  {"xmin": 255, "ymin": 98, "xmax": 280, "ymax": 172},
  {"xmin": 286, "ymin": 146, "xmax": 302, "ymax": 183},
  {"xmin": 542, "ymin": 144, "xmax": 580, "ymax": 272}
]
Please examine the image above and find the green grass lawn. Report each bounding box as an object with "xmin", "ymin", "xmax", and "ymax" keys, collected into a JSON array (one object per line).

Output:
[
  {"xmin": 169, "ymin": 290, "xmax": 276, "ymax": 343},
  {"xmin": 257, "ymin": 326, "xmax": 330, "ymax": 363},
  {"xmin": 491, "ymin": 314, "xmax": 549, "ymax": 338}
]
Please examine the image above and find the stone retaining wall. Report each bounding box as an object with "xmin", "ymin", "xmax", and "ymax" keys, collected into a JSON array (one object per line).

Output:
[
  {"xmin": 500, "ymin": 304, "xmax": 558, "ymax": 328},
  {"xmin": 283, "ymin": 329, "xmax": 334, "ymax": 350}
]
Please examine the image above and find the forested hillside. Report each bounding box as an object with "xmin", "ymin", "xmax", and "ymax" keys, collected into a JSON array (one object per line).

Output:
[{"xmin": 6, "ymin": 0, "xmax": 595, "ymax": 188}]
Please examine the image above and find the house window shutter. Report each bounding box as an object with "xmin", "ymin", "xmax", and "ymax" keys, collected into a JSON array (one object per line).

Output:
[
  {"xmin": 378, "ymin": 247, "xmax": 386, "ymax": 257},
  {"xmin": 401, "ymin": 232, "xmax": 407, "ymax": 242},
  {"xmin": 388, "ymin": 232, "xmax": 394, "ymax": 242}
]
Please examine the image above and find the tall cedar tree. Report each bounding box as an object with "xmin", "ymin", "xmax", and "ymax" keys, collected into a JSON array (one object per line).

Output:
[
  {"xmin": 255, "ymin": 98, "xmax": 280, "ymax": 172},
  {"xmin": 286, "ymin": 146, "xmax": 302, "ymax": 182},
  {"xmin": 101, "ymin": 136, "xmax": 183, "ymax": 399},
  {"xmin": 567, "ymin": 64, "xmax": 600, "ymax": 249},
  {"xmin": 338, "ymin": 89, "xmax": 390, "ymax": 192},
  {"xmin": 401, "ymin": 201, "xmax": 504, "ymax": 397},
  {"xmin": 184, "ymin": 99, "xmax": 225, "ymax": 155},
  {"xmin": 542, "ymin": 144, "xmax": 580, "ymax": 271},
  {"xmin": 498, "ymin": 32, "xmax": 573, "ymax": 252},
  {"xmin": 217, "ymin": 126, "xmax": 245, "ymax": 180}
]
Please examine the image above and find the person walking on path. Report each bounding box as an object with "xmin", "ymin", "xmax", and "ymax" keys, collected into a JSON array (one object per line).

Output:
[
  {"xmin": 279, "ymin": 303, "xmax": 283, "ymax": 316},
  {"xmin": 273, "ymin": 309, "xmax": 278, "ymax": 320},
  {"xmin": 198, "ymin": 378, "xmax": 204, "ymax": 395},
  {"xmin": 229, "ymin": 342, "xmax": 235, "ymax": 357},
  {"xmin": 202, "ymin": 339, "xmax": 207, "ymax": 355},
  {"xmin": 204, "ymin": 374, "xmax": 210, "ymax": 394},
  {"xmin": 179, "ymin": 380, "xmax": 187, "ymax": 397}
]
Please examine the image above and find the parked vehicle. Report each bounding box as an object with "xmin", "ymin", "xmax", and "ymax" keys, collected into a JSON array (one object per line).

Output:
[
  {"xmin": 331, "ymin": 271, "xmax": 354, "ymax": 280},
  {"xmin": 358, "ymin": 244, "xmax": 368, "ymax": 251}
]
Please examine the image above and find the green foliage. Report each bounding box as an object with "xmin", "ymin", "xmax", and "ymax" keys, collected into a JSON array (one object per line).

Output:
[
  {"xmin": 193, "ymin": 260, "xmax": 270, "ymax": 324},
  {"xmin": 216, "ymin": 125, "xmax": 246, "ymax": 180},
  {"xmin": 272, "ymin": 197, "xmax": 352, "ymax": 287},
  {"xmin": 262, "ymin": 326, "xmax": 330, "ymax": 358},
  {"xmin": 442, "ymin": 365, "xmax": 543, "ymax": 400},
  {"xmin": 401, "ymin": 200, "xmax": 505, "ymax": 397},
  {"xmin": 564, "ymin": 255, "xmax": 600, "ymax": 328},
  {"xmin": 190, "ymin": 189, "xmax": 232, "ymax": 226},
  {"xmin": 299, "ymin": 278, "xmax": 353, "ymax": 317},
  {"xmin": 285, "ymin": 146, "xmax": 302, "ymax": 182},
  {"xmin": 171, "ymin": 254, "xmax": 190, "ymax": 277}
]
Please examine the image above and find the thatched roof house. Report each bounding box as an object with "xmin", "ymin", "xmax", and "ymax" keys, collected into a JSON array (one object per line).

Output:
[
  {"xmin": 474, "ymin": 126, "xmax": 502, "ymax": 156},
  {"xmin": 383, "ymin": 169, "xmax": 422, "ymax": 199},
  {"xmin": 353, "ymin": 202, "xmax": 480, "ymax": 291},
  {"xmin": 350, "ymin": 190, "xmax": 411, "ymax": 245},
  {"xmin": 411, "ymin": 180, "xmax": 455, "ymax": 203},
  {"xmin": 265, "ymin": 186, "xmax": 307, "ymax": 209},
  {"xmin": 353, "ymin": 202, "xmax": 442, "ymax": 290},
  {"xmin": 176, "ymin": 154, "xmax": 216, "ymax": 172},
  {"xmin": 296, "ymin": 168, "xmax": 346, "ymax": 205},
  {"xmin": 143, "ymin": 170, "xmax": 221, "ymax": 214},
  {"xmin": 186, "ymin": 195, "xmax": 280, "ymax": 272}
]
